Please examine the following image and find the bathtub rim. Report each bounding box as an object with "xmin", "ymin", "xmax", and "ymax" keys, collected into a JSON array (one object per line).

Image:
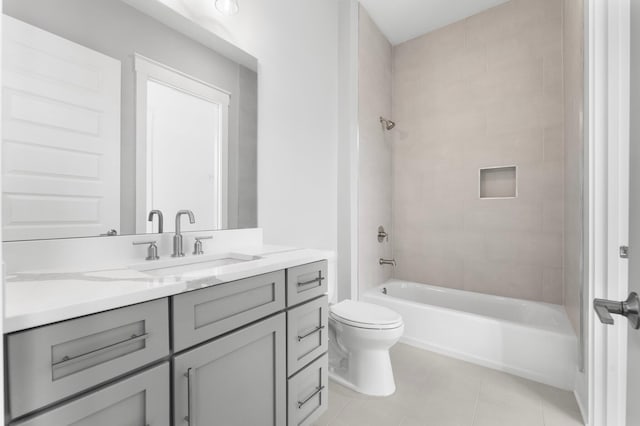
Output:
[{"xmin": 368, "ymin": 280, "xmax": 577, "ymax": 338}]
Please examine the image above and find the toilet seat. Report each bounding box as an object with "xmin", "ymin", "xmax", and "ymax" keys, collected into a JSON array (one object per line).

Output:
[{"xmin": 330, "ymin": 300, "xmax": 403, "ymax": 330}]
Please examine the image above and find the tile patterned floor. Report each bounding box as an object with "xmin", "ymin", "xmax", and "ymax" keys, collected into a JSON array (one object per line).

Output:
[{"xmin": 314, "ymin": 343, "xmax": 584, "ymax": 426}]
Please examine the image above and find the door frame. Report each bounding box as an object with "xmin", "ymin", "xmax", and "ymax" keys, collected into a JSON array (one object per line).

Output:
[
  {"xmin": 133, "ymin": 53, "xmax": 230, "ymax": 233},
  {"xmin": 587, "ymin": 0, "xmax": 630, "ymax": 424}
]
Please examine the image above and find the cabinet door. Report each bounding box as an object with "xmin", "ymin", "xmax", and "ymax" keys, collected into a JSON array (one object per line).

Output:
[
  {"xmin": 12, "ymin": 363, "xmax": 169, "ymax": 426},
  {"xmin": 174, "ymin": 313, "xmax": 286, "ymax": 426}
]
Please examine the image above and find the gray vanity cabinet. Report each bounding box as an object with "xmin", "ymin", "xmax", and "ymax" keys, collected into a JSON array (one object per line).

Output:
[
  {"xmin": 12, "ymin": 363, "xmax": 170, "ymax": 426},
  {"xmin": 173, "ymin": 313, "xmax": 287, "ymax": 426},
  {"xmin": 5, "ymin": 261, "xmax": 329, "ymax": 425}
]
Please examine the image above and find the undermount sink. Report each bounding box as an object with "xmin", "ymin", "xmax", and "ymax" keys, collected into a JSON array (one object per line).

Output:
[{"xmin": 131, "ymin": 253, "xmax": 261, "ymax": 277}]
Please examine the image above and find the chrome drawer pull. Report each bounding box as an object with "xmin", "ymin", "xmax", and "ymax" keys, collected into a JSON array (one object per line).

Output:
[
  {"xmin": 297, "ymin": 385, "xmax": 325, "ymax": 409},
  {"xmin": 52, "ymin": 333, "xmax": 149, "ymax": 368},
  {"xmin": 297, "ymin": 276, "xmax": 325, "ymax": 287},
  {"xmin": 185, "ymin": 368, "xmax": 196, "ymax": 425},
  {"xmin": 297, "ymin": 325, "xmax": 325, "ymax": 342}
]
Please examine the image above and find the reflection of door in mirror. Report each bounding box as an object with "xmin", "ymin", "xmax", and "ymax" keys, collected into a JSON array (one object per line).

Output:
[
  {"xmin": 1, "ymin": 16, "xmax": 121, "ymax": 241},
  {"xmin": 134, "ymin": 55, "xmax": 230, "ymax": 234}
]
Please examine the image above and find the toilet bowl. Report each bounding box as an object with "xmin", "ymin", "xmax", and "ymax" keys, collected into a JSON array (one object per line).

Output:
[{"xmin": 328, "ymin": 300, "xmax": 404, "ymax": 396}]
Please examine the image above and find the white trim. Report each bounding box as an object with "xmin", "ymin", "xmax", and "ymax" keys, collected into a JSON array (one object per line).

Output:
[
  {"xmin": 134, "ymin": 54, "xmax": 230, "ymax": 233},
  {"xmin": 337, "ymin": 0, "xmax": 360, "ymax": 302},
  {"xmin": 352, "ymin": 0, "xmax": 360, "ymax": 302},
  {"xmin": 588, "ymin": 0, "xmax": 631, "ymax": 424}
]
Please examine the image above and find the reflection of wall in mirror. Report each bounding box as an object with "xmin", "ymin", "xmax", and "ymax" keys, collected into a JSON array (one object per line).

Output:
[{"xmin": 2, "ymin": 0, "xmax": 258, "ymax": 240}]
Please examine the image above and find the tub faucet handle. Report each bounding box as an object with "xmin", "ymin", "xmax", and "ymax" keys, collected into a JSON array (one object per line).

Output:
[{"xmin": 378, "ymin": 226, "xmax": 389, "ymax": 243}]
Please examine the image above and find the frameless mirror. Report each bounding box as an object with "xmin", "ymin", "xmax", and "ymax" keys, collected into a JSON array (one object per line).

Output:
[{"xmin": 2, "ymin": 0, "xmax": 258, "ymax": 241}]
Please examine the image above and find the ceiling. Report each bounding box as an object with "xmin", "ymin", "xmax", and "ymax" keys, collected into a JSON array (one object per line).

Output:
[{"xmin": 358, "ymin": 0, "xmax": 510, "ymax": 45}]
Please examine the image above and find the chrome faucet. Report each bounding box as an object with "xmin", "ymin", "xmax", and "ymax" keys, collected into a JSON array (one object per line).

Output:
[
  {"xmin": 379, "ymin": 258, "xmax": 396, "ymax": 267},
  {"xmin": 172, "ymin": 210, "xmax": 195, "ymax": 257},
  {"xmin": 148, "ymin": 210, "xmax": 164, "ymax": 234}
]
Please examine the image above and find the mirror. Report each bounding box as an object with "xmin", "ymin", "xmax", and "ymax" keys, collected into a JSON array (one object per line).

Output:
[{"xmin": 2, "ymin": 0, "xmax": 258, "ymax": 241}]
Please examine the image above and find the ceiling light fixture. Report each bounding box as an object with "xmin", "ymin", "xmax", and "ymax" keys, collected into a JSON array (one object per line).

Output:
[{"xmin": 215, "ymin": 0, "xmax": 239, "ymax": 15}]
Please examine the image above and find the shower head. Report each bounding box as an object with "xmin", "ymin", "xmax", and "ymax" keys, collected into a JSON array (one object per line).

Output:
[{"xmin": 380, "ymin": 116, "xmax": 396, "ymax": 131}]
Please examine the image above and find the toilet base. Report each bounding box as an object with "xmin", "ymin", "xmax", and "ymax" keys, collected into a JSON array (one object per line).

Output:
[{"xmin": 329, "ymin": 347, "xmax": 398, "ymax": 396}]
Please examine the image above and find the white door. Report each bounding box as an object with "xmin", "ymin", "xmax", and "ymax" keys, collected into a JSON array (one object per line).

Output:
[
  {"xmin": 134, "ymin": 55, "xmax": 229, "ymax": 234},
  {"xmin": 1, "ymin": 15, "xmax": 121, "ymax": 240},
  {"xmin": 592, "ymin": 1, "xmax": 640, "ymax": 425},
  {"xmin": 146, "ymin": 80, "xmax": 221, "ymax": 233},
  {"xmin": 627, "ymin": 1, "xmax": 640, "ymax": 424}
]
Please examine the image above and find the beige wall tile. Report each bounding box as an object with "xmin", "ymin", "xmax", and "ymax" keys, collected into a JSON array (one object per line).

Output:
[
  {"xmin": 358, "ymin": 6, "xmax": 393, "ymax": 293},
  {"xmin": 563, "ymin": 0, "xmax": 585, "ymax": 333},
  {"xmin": 543, "ymin": 267, "xmax": 564, "ymax": 304},
  {"xmin": 390, "ymin": 0, "xmax": 565, "ymax": 304}
]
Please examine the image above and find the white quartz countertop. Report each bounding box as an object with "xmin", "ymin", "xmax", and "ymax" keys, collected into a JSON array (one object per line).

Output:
[{"xmin": 4, "ymin": 245, "xmax": 334, "ymax": 333}]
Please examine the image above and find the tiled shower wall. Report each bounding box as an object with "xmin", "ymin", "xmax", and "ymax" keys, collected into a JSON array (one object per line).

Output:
[
  {"xmin": 391, "ymin": 0, "xmax": 565, "ymax": 303},
  {"xmin": 357, "ymin": 7, "xmax": 393, "ymax": 294},
  {"xmin": 563, "ymin": 0, "xmax": 584, "ymax": 332}
]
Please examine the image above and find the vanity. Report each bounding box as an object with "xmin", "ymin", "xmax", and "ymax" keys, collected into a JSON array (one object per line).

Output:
[{"xmin": 3, "ymin": 231, "xmax": 332, "ymax": 426}]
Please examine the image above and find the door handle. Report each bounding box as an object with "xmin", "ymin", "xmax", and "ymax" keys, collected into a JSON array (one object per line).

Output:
[{"xmin": 594, "ymin": 292, "xmax": 640, "ymax": 329}]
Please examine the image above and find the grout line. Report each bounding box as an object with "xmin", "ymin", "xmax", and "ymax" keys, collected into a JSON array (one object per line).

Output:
[
  {"xmin": 470, "ymin": 378, "xmax": 483, "ymax": 426},
  {"xmin": 539, "ymin": 392, "xmax": 548, "ymax": 426}
]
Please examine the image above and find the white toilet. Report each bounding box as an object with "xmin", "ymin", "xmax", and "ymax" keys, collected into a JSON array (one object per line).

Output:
[{"xmin": 328, "ymin": 299, "xmax": 404, "ymax": 396}]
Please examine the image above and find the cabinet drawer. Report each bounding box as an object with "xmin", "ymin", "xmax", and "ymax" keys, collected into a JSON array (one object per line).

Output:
[
  {"xmin": 7, "ymin": 298, "xmax": 169, "ymax": 419},
  {"xmin": 172, "ymin": 270, "xmax": 285, "ymax": 351},
  {"xmin": 286, "ymin": 261, "xmax": 328, "ymax": 307},
  {"xmin": 174, "ymin": 314, "xmax": 286, "ymax": 426},
  {"xmin": 287, "ymin": 295, "xmax": 328, "ymax": 376},
  {"xmin": 12, "ymin": 362, "xmax": 170, "ymax": 426},
  {"xmin": 287, "ymin": 354, "xmax": 328, "ymax": 426}
]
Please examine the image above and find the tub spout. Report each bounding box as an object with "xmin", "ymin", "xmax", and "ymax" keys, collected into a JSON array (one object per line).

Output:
[{"xmin": 379, "ymin": 258, "xmax": 396, "ymax": 267}]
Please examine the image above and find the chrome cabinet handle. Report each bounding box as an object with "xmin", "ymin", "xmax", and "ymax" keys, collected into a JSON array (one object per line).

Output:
[
  {"xmin": 297, "ymin": 276, "xmax": 325, "ymax": 287},
  {"xmin": 52, "ymin": 333, "xmax": 149, "ymax": 369},
  {"xmin": 297, "ymin": 385, "xmax": 325, "ymax": 409},
  {"xmin": 184, "ymin": 368, "xmax": 196, "ymax": 425},
  {"xmin": 297, "ymin": 325, "xmax": 325, "ymax": 342}
]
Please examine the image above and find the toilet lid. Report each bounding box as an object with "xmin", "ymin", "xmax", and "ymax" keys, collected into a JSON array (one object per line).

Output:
[{"xmin": 330, "ymin": 300, "xmax": 402, "ymax": 329}]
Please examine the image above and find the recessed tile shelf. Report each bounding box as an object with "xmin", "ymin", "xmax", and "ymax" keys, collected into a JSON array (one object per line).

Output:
[{"xmin": 479, "ymin": 166, "xmax": 517, "ymax": 199}]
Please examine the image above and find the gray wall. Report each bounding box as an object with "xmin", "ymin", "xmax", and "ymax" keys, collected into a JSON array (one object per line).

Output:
[{"xmin": 4, "ymin": 0, "xmax": 257, "ymax": 234}]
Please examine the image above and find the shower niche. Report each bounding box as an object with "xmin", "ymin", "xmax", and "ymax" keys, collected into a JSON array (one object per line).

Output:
[{"xmin": 479, "ymin": 166, "xmax": 517, "ymax": 199}]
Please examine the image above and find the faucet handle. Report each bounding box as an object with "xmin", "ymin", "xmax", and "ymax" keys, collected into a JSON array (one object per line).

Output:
[
  {"xmin": 193, "ymin": 236, "xmax": 213, "ymax": 255},
  {"xmin": 133, "ymin": 240, "xmax": 160, "ymax": 261}
]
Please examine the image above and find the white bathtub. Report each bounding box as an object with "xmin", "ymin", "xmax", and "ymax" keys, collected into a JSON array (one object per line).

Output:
[{"xmin": 362, "ymin": 279, "xmax": 577, "ymax": 390}]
